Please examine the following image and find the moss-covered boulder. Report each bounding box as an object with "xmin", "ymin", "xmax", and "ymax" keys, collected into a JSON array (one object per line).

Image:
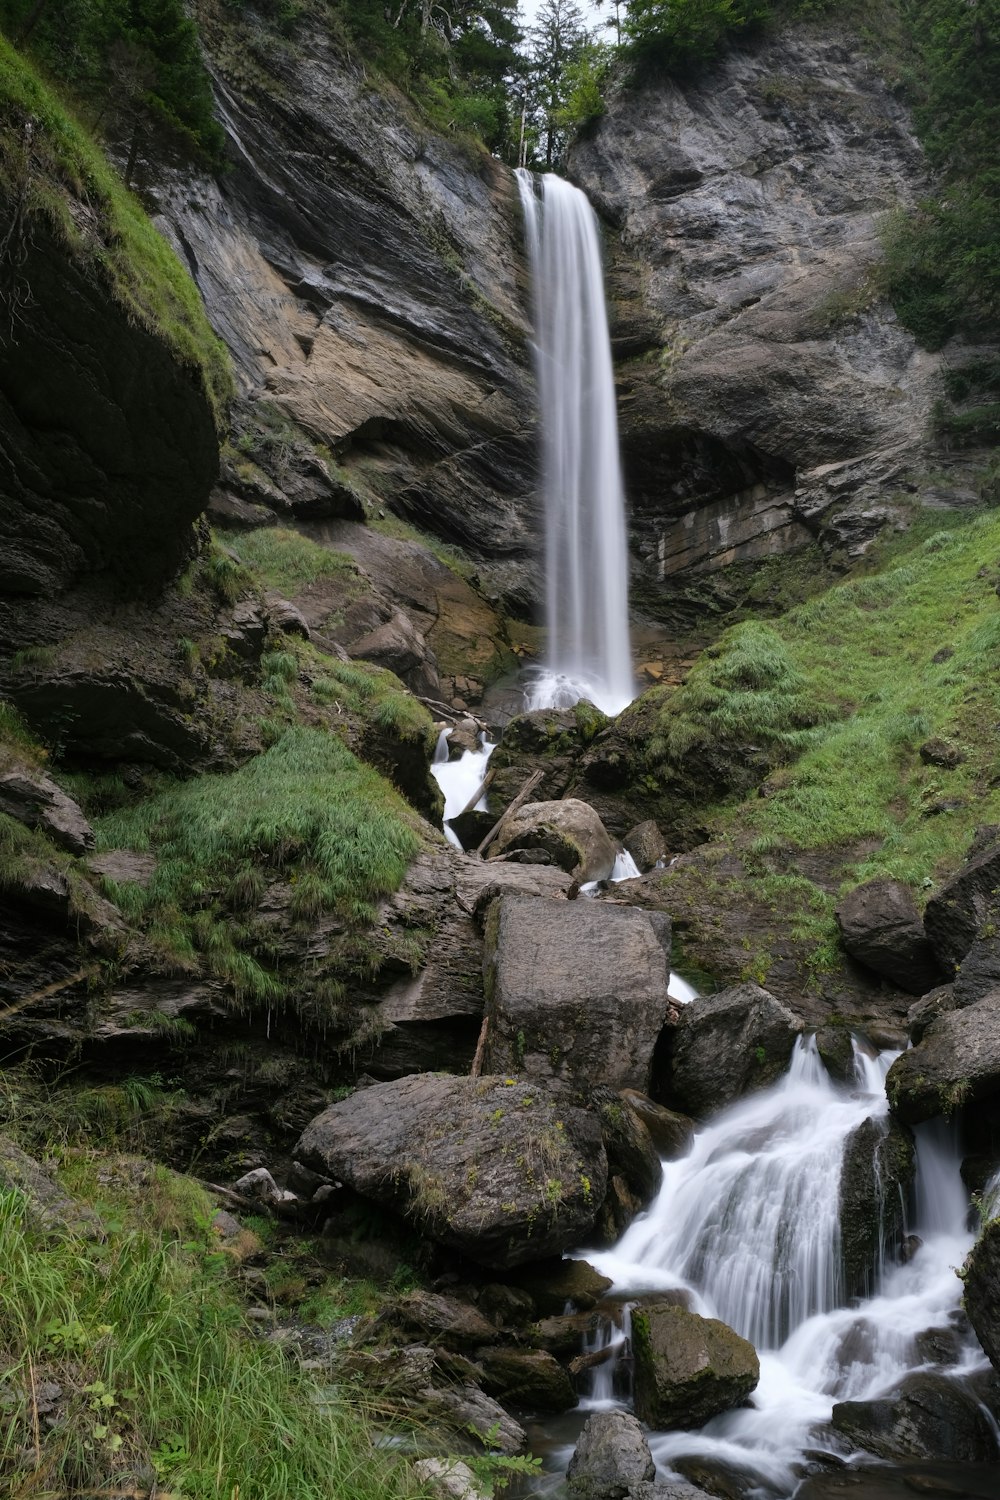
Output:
[
  {"xmin": 631, "ymin": 1303, "xmax": 759, "ymax": 1429},
  {"xmin": 478, "ymin": 1347, "xmax": 577, "ymax": 1412},
  {"xmin": 963, "ymin": 1217, "xmax": 1000, "ymax": 1374},
  {"xmin": 491, "ymin": 799, "xmax": 617, "ymax": 882},
  {"xmin": 886, "ymin": 992, "xmax": 1000, "ymax": 1122}
]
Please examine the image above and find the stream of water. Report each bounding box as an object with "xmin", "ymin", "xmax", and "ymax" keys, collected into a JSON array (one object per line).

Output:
[
  {"xmin": 522, "ymin": 1039, "xmax": 994, "ymax": 1496},
  {"xmin": 515, "ymin": 170, "xmax": 634, "ymax": 719}
]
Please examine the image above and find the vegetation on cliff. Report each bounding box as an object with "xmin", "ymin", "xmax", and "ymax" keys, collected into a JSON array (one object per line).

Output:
[{"xmin": 0, "ymin": 35, "xmax": 231, "ymax": 417}]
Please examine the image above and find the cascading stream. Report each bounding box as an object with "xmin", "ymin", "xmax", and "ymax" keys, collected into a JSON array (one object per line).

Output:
[
  {"xmin": 563, "ymin": 1037, "xmax": 989, "ymax": 1493},
  {"xmin": 429, "ymin": 728, "xmax": 495, "ymax": 849},
  {"xmin": 515, "ymin": 170, "xmax": 635, "ymax": 719}
]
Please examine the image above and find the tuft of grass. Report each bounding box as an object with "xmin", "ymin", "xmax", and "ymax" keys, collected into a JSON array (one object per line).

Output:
[
  {"xmin": 0, "ymin": 37, "xmax": 232, "ymax": 422},
  {"xmin": 227, "ymin": 528, "xmax": 360, "ymax": 597},
  {"xmin": 310, "ymin": 658, "xmax": 435, "ymax": 742},
  {"xmin": 0, "ymin": 1170, "xmax": 425, "ymax": 1499},
  {"xmin": 93, "ymin": 728, "xmax": 423, "ymax": 1010}
]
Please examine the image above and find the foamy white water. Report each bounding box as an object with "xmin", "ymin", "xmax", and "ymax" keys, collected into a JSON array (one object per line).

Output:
[
  {"xmin": 579, "ymin": 1037, "xmax": 988, "ymax": 1490},
  {"xmin": 516, "ymin": 170, "xmax": 635, "ymax": 719},
  {"xmin": 429, "ymin": 728, "xmax": 495, "ymax": 850}
]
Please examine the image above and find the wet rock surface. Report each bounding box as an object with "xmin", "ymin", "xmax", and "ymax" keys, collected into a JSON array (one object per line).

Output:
[
  {"xmin": 923, "ymin": 837, "xmax": 1000, "ymax": 977},
  {"xmin": 631, "ymin": 1303, "xmax": 759, "ymax": 1430},
  {"xmin": 294, "ymin": 1073, "xmax": 607, "ymax": 1269},
  {"xmin": 962, "ymin": 1219, "xmax": 1000, "ymax": 1374},
  {"xmin": 839, "ymin": 1116, "xmax": 916, "ymax": 1300},
  {"xmin": 482, "ymin": 892, "xmax": 672, "ymax": 1093},
  {"xmin": 831, "ymin": 1372, "xmax": 1000, "ymax": 1462},
  {"xmin": 663, "ymin": 983, "xmax": 804, "ymax": 1115}
]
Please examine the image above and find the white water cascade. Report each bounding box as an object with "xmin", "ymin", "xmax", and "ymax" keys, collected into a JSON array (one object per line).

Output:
[
  {"xmin": 515, "ymin": 170, "xmax": 635, "ymax": 718},
  {"xmin": 429, "ymin": 728, "xmax": 495, "ymax": 849},
  {"xmin": 557, "ymin": 1037, "xmax": 991, "ymax": 1494}
]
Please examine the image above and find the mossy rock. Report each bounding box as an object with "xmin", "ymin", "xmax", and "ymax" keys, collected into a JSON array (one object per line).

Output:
[{"xmin": 631, "ymin": 1303, "xmax": 759, "ymax": 1429}]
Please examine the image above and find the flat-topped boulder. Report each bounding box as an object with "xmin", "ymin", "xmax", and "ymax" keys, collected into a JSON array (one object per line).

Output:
[
  {"xmin": 631, "ymin": 1302, "xmax": 759, "ymax": 1430},
  {"xmin": 885, "ymin": 991, "xmax": 1000, "ymax": 1122},
  {"xmin": 295, "ymin": 1074, "xmax": 607, "ymax": 1269},
  {"xmin": 663, "ymin": 983, "xmax": 804, "ymax": 1116},
  {"xmin": 482, "ymin": 893, "xmax": 672, "ymax": 1093}
]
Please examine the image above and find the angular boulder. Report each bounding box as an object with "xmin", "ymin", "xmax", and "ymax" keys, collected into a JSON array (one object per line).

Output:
[
  {"xmin": 831, "ymin": 1371, "xmax": 999, "ymax": 1461},
  {"xmin": 835, "ymin": 879, "xmax": 941, "ymax": 995},
  {"xmin": 482, "ymin": 893, "xmax": 672, "ymax": 1094},
  {"xmin": 953, "ymin": 928, "xmax": 1000, "ymax": 1009},
  {"xmin": 566, "ymin": 1410, "xmax": 655, "ymax": 1499},
  {"xmin": 392, "ymin": 1290, "xmax": 498, "ymax": 1350},
  {"xmin": 620, "ymin": 1090, "xmax": 694, "ymax": 1160},
  {"xmin": 0, "ymin": 769, "xmax": 94, "ymax": 854},
  {"xmin": 924, "ymin": 838, "xmax": 1000, "ymax": 975},
  {"xmin": 963, "ymin": 1218, "xmax": 1000, "ymax": 1374},
  {"xmin": 491, "ymin": 798, "xmax": 617, "ymax": 882},
  {"xmin": 631, "ymin": 1303, "xmax": 759, "ymax": 1430},
  {"xmin": 664, "ymin": 983, "xmax": 804, "ymax": 1116},
  {"xmin": 294, "ymin": 1074, "xmax": 607, "ymax": 1270},
  {"xmin": 478, "ymin": 1347, "xmax": 577, "ymax": 1412},
  {"xmin": 624, "ymin": 821, "xmax": 666, "ymax": 874},
  {"xmin": 885, "ymin": 992, "xmax": 1000, "ymax": 1123},
  {"xmin": 839, "ymin": 1115, "xmax": 915, "ymax": 1300}
]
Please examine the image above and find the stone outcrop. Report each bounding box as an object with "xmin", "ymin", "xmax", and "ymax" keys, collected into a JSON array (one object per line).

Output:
[
  {"xmin": 839, "ymin": 1115, "xmax": 916, "ymax": 1300},
  {"xmin": 490, "ymin": 799, "xmax": 618, "ymax": 882},
  {"xmin": 631, "ymin": 1303, "xmax": 759, "ymax": 1429},
  {"xmin": 294, "ymin": 1073, "xmax": 607, "ymax": 1269},
  {"xmin": 962, "ymin": 1219, "xmax": 1000, "ymax": 1375},
  {"xmin": 566, "ymin": 1411, "xmax": 655, "ymax": 1499},
  {"xmin": 885, "ymin": 992, "xmax": 1000, "ymax": 1123},
  {"xmin": 663, "ymin": 983, "xmax": 804, "ymax": 1116},
  {"xmin": 923, "ymin": 836, "xmax": 1000, "ymax": 977},
  {"xmin": 0, "ymin": 770, "xmax": 94, "ymax": 855},
  {"xmin": 568, "ymin": 28, "xmax": 943, "ymax": 629},
  {"xmin": 831, "ymin": 1372, "xmax": 1000, "ymax": 1462},
  {"xmin": 619, "ymin": 1090, "xmax": 694, "ymax": 1160},
  {"xmin": 153, "ymin": 7, "xmax": 537, "ymax": 608},
  {"xmin": 835, "ymin": 879, "xmax": 942, "ymax": 995},
  {"xmin": 482, "ymin": 893, "xmax": 672, "ymax": 1093},
  {"xmin": 478, "ymin": 1347, "xmax": 576, "ymax": 1412}
]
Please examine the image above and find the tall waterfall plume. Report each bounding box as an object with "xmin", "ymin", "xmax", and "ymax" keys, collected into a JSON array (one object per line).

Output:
[{"xmin": 516, "ymin": 170, "xmax": 635, "ymax": 718}]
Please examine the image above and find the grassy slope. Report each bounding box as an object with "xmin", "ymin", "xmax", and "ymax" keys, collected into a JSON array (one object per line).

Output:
[
  {"xmin": 0, "ymin": 1163, "xmax": 425, "ymax": 1500},
  {"xmin": 0, "ymin": 35, "xmax": 232, "ymax": 420}
]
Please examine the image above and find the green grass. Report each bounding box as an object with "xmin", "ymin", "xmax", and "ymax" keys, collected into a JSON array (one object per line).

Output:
[
  {"xmin": 0, "ymin": 1167, "xmax": 426, "ymax": 1500},
  {"xmin": 684, "ymin": 510, "xmax": 1000, "ymax": 893},
  {"xmin": 309, "ymin": 658, "xmax": 435, "ymax": 741},
  {"xmin": 227, "ymin": 527, "xmax": 360, "ymax": 597},
  {"xmin": 0, "ymin": 36, "xmax": 232, "ymax": 422},
  {"xmin": 93, "ymin": 727, "xmax": 423, "ymax": 1010}
]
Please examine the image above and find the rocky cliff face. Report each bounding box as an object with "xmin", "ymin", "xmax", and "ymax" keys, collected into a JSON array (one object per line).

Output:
[
  {"xmin": 569, "ymin": 26, "xmax": 978, "ymax": 632},
  {"xmin": 152, "ymin": 2, "xmax": 538, "ymax": 611}
]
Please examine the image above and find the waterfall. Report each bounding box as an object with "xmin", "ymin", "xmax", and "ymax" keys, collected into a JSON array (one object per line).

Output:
[
  {"xmin": 516, "ymin": 170, "xmax": 635, "ymax": 719},
  {"xmin": 429, "ymin": 728, "xmax": 495, "ymax": 850},
  {"xmin": 576, "ymin": 1037, "xmax": 986, "ymax": 1492}
]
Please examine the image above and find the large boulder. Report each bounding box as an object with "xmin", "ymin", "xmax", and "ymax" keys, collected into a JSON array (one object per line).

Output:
[
  {"xmin": 952, "ymin": 930, "xmax": 1000, "ymax": 1009},
  {"xmin": 663, "ymin": 984, "xmax": 804, "ymax": 1116},
  {"xmin": 963, "ymin": 1218, "xmax": 1000, "ymax": 1374},
  {"xmin": 838, "ymin": 1115, "xmax": 916, "ymax": 1300},
  {"xmin": 566, "ymin": 1411, "xmax": 655, "ymax": 1499},
  {"xmin": 885, "ymin": 992, "xmax": 1000, "ymax": 1123},
  {"xmin": 491, "ymin": 799, "xmax": 617, "ymax": 882},
  {"xmin": 482, "ymin": 893, "xmax": 672, "ymax": 1094},
  {"xmin": 294, "ymin": 1074, "xmax": 607, "ymax": 1269},
  {"xmin": 477, "ymin": 1347, "xmax": 576, "ymax": 1412},
  {"xmin": 835, "ymin": 879, "xmax": 941, "ymax": 995},
  {"xmin": 923, "ymin": 836, "xmax": 1000, "ymax": 976},
  {"xmin": 620, "ymin": 1090, "xmax": 694, "ymax": 1160},
  {"xmin": 831, "ymin": 1372, "xmax": 999, "ymax": 1461},
  {"xmin": 591, "ymin": 1089, "xmax": 664, "ymax": 1244},
  {"xmin": 630, "ymin": 1303, "xmax": 759, "ymax": 1430}
]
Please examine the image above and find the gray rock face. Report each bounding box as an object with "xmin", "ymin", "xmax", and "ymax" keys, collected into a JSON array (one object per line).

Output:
[
  {"xmin": 0, "ymin": 770, "xmax": 94, "ymax": 855},
  {"xmin": 963, "ymin": 1218, "xmax": 1000, "ymax": 1375},
  {"xmin": 566, "ymin": 1411, "xmax": 655, "ymax": 1499},
  {"xmin": 665, "ymin": 983, "xmax": 804, "ymax": 1116},
  {"xmin": 831, "ymin": 1372, "xmax": 999, "ymax": 1461},
  {"xmin": 631, "ymin": 1303, "xmax": 759, "ymax": 1430},
  {"xmin": 835, "ymin": 879, "xmax": 942, "ymax": 995},
  {"xmin": 478, "ymin": 1347, "xmax": 576, "ymax": 1412},
  {"xmin": 924, "ymin": 839, "xmax": 1000, "ymax": 976},
  {"xmin": 482, "ymin": 893, "xmax": 672, "ymax": 1093},
  {"xmin": 491, "ymin": 799, "xmax": 618, "ymax": 882},
  {"xmin": 624, "ymin": 821, "xmax": 666, "ymax": 874},
  {"xmin": 619, "ymin": 1090, "xmax": 694, "ymax": 1160},
  {"xmin": 294, "ymin": 1073, "xmax": 607, "ymax": 1269},
  {"xmin": 153, "ymin": 11, "xmax": 536, "ymax": 597},
  {"xmin": 568, "ymin": 29, "xmax": 943, "ymax": 626},
  {"xmin": 839, "ymin": 1115, "xmax": 916, "ymax": 1300},
  {"xmin": 885, "ymin": 992, "xmax": 1000, "ymax": 1122}
]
